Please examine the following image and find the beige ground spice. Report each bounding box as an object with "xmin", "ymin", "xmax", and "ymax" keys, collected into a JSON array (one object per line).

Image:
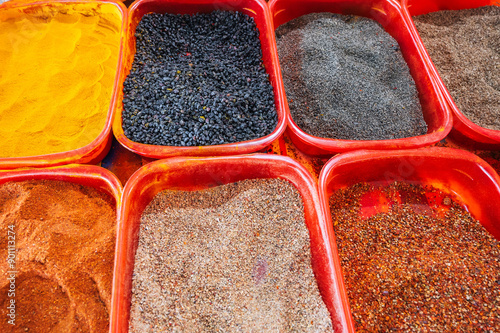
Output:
[{"xmin": 130, "ymin": 178, "xmax": 332, "ymax": 332}]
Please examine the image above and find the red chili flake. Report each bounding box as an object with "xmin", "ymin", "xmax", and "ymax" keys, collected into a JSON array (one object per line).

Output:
[{"xmin": 330, "ymin": 182, "xmax": 500, "ymax": 332}]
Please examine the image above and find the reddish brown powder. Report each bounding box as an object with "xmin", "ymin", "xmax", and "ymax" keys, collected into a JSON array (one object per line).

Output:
[{"xmin": 0, "ymin": 180, "xmax": 116, "ymax": 332}]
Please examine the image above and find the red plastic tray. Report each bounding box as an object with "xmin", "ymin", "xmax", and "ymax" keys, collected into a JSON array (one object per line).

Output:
[
  {"xmin": 268, "ymin": 0, "xmax": 452, "ymax": 156},
  {"xmin": 112, "ymin": 0, "xmax": 287, "ymax": 159},
  {"xmin": 318, "ymin": 147, "xmax": 500, "ymax": 330},
  {"xmin": 401, "ymin": 0, "xmax": 500, "ymax": 149},
  {"xmin": 111, "ymin": 154, "xmax": 353, "ymax": 333},
  {"xmin": 0, "ymin": 0, "xmax": 128, "ymax": 170},
  {"xmin": 0, "ymin": 164, "xmax": 123, "ymax": 332}
]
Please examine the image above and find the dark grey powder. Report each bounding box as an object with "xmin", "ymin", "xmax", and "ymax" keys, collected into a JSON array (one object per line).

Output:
[{"xmin": 276, "ymin": 13, "xmax": 428, "ymax": 140}]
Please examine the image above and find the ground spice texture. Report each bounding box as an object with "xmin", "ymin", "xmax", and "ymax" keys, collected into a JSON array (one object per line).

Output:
[
  {"xmin": 0, "ymin": 180, "xmax": 117, "ymax": 332},
  {"xmin": 413, "ymin": 6, "xmax": 500, "ymax": 130},
  {"xmin": 129, "ymin": 178, "xmax": 332, "ymax": 332},
  {"xmin": 0, "ymin": 3, "xmax": 122, "ymax": 157},
  {"xmin": 330, "ymin": 182, "xmax": 500, "ymax": 331},
  {"xmin": 276, "ymin": 13, "xmax": 427, "ymax": 140}
]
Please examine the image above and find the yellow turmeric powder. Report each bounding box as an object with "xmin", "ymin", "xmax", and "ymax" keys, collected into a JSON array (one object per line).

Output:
[{"xmin": 0, "ymin": 2, "xmax": 122, "ymax": 158}]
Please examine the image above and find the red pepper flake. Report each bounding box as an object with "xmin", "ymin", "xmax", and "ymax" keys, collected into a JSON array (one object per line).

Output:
[{"xmin": 330, "ymin": 182, "xmax": 500, "ymax": 331}]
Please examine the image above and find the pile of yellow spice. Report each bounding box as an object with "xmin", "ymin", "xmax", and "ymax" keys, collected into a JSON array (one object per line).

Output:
[{"xmin": 0, "ymin": 2, "xmax": 122, "ymax": 157}]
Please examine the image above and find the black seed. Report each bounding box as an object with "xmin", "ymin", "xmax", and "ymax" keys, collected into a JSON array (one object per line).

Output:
[{"xmin": 122, "ymin": 11, "xmax": 278, "ymax": 147}]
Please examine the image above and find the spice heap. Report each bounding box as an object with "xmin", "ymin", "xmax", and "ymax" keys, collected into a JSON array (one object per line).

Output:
[
  {"xmin": 276, "ymin": 13, "xmax": 427, "ymax": 140},
  {"xmin": 122, "ymin": 11, "xmax": 277, "ymax": 147},
  {"xmin": 329, "ymin": 182, "xmax": 500, "ymax": 331},
  {"xmin": 0, "ymin": 3, "xmax": 122, "ymax": 157},
  {"xmin": 129, "ymin": 179, "xmax": 332, "ymax": 332},
  {"xmin": 0, "ymin": 180, "xmax": 117, "ymax": 332},
  {"xmin": 413, "ymin": 6, "xmax": 500, "ymax": 130}
]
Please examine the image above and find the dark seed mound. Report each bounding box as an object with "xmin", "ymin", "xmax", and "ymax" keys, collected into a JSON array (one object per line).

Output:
[
  {"xmin": 122, "ymin": 11, "xmax": 278, "ymax": 147},
  {"xmin": 276, "ymin": 13, "xmax": 428, "ymax": 141}
]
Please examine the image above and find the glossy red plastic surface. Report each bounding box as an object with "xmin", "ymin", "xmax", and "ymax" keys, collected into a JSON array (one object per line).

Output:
[
  {"xmin": 268, "ymin": 0, "xmax": 452, "ymax": 156},
  {"xmin": 0, "ymin": 164, "xmax": 123, "ymax": 202},
  {"xmin": 0, "ymin": 0, "xmax": 128, "ymax": 169},
  {"xmin": 318, "ymin": 148, "xmax": 500, "ymax": 329},
  {"xmin": 401, "ymin": 0, "xmax": 500, "ymax": 149},
  {"xmin": 112, "ymin": 0, "xmax": 287, "ymax": 159},
  {"xmin": 0, "ymin": 164, "xmax": 123, "ymax": 206},
  {"xmin": 112, "ymin": 154, "xmax": 352, "ymax": 333}
]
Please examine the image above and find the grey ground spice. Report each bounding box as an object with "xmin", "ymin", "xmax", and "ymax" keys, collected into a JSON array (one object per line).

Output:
[
  {"xmin": 329, "ymin": 182, "xmax": 500, "ymax": 331},
  {"xmin": 276, "ymin": 13, "xmax": 427, "ymax": 140},
  {"xmin": 414, "ymin": 6, "xmax": 500, "ymax": 130},
  {"xmin": 129, "ymin": 178, "xmax": 332, "ymax": 332}
]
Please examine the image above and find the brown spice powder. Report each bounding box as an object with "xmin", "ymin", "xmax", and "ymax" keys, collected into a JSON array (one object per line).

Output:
[
  {"xmin": 330, "ymin": 182, "xmax": 500, "ymax": 331},
  {"xmin": 129, "ymin": 178, "xmax": 332, "ymax": 332},
  {"xmin": 0, "ymin": 180, "xmax": 117, "ymax": 332},
  {"xmin": 414, "ymin": 6, "xmax": 500, "ymax": 130}
]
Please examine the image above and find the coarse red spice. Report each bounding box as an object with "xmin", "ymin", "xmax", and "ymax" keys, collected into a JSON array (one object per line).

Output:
[
  {"xmin": 0, "ymin": 180, "xmax": 116, "ymax": 332},
  {"xmin": 130, "ymin": 178, "xmax": 332, "ymax": 332},
  {"xmin": 329, "ymin": 182, "xmax": 500, "ymax": 331}
]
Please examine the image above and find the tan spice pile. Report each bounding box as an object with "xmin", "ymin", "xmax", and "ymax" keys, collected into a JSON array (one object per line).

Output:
[
  {"xmin": 414, "ymin": 6, "xmax": 500, "ymax": 130},
  {"xmin": 0, "ymin": 180, "xmax": 117, "ymax": 332},
  {"xmin": 330, "ymin": 182, "xmax": 500, "ymax": 331},
  {"xmin": 129, "ymin": 178, "xmax": 333, "ymax": 332}
]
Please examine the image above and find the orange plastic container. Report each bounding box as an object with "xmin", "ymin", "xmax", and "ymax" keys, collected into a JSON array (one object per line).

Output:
[
  {"xmin": 112, "ymin": 154, "xmax": 353, "ymax": 333},
  {"xmin": 318, "ymin": 147, "xmax": 500, "ymax": 330},
  {"xmin": 269, "ymin": 0, "xmax": 452, "ymax": 156},
  {"xmin": 0, "ymin": 164, "xmax": 123, "ymax": 331},
  {"xmin": 0, "ymin": 0, "xmax": 128, "ymax": 170},
  {"xmin": 112, "ymin": 0, "xmax": 287, "ymax": 159},
  {"xmin": 401, "ymin": 0, "xmax": 500, "ymax": 149}
]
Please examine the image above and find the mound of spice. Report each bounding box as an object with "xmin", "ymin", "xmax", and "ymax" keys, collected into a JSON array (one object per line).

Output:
[
  {"xmin": 122, "ymin": 11, "xmax": 278, "ymax": 147},
  {"xmin": 329, "ymin": 182, "xmax": 500, "ymax": 331},
  {"xmin": 0, "ymin": 180, "xmax": 117, "ymax": 332},
  {"xmin": 0, "ymin": 3, "xmax": 122, "ymax": 158},
  {"xmin": 413, "ymin": 6, "xmax": 500, "ymax": 130},
  {"xmin": 129, "ymin": 179, "xmax": 332, "ymax": 332},
  {"xmin": 276, "ymin": 13, "xmax": 427, "ymax": 140}
]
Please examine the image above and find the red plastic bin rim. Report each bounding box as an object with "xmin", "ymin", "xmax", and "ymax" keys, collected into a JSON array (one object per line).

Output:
[
  {"xmin": 400, "ymin": 0, "xmax": 500, "ymax": 145},
  {"xmin": 112, "ymin": 0, "xmax": 287, "ymax": 159},
  {"xmin": 320, "ymin": 147, "xmax": 500, "ymax": 181},
  {"xmin": 318, "ymin": 146, "xmax": 500, "ymax": 235},
  {"xmin": 0, "ymin": 164, "xmax": 123, "ymax": 204},
  {"xmin": 111, "ymin": 153, "xmax": 355, "ymax": 333},
  {"xmin": 268, "ymin": 0, "xmax": 452, "ymax": 154},
  {"xmin": 0, "ymin": 0, "xmax": 128, "ymax": 170}
]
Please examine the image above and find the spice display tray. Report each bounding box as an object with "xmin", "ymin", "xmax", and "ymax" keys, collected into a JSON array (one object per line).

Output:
[
  {"xmin": 112, "ymin": 154, "xmax": 353, "ymax": 332},
  {"xmin": 401, "ymin": 0, "xmax": 500, "ymax": 149},
  {"xmin": 0, "ymin": 164, "xmax": 123, "ymax": 330},
  {"xmin": 112, "ymin": 0, "xmax": 287, "ymax": 159},
  {"xmin": 0, "ymin": 0, "xmax": 128, "ymax": 170},
  {"xmin": 268, "ymin": 0, "xmax": 452, "ymax": 156},
  {"xmin": 318, "ymin": 147, "xmax": 500, "ymax": 329}
]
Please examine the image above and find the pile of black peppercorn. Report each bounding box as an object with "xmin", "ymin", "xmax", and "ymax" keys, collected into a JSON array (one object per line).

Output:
[{"xmin": 122, "ymin": 11, "xmax": 278, "ymax": 146}]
